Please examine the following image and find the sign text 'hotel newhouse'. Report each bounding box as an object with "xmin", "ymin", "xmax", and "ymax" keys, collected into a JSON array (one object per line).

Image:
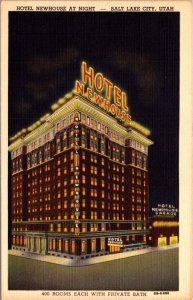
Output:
[{"xmin": 75, "ymin": 62, "xmax": 131, "ymax": 125}]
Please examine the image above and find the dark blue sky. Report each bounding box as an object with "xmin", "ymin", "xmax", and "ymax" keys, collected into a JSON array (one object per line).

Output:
[{"xmin": 8, "ymin": 12, "xmax": 179, "ymax": 210}]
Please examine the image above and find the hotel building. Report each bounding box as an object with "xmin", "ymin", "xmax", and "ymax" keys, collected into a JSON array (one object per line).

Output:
[{"xmin": 9, "ymin": 64, "xmax": 153, "ymax": 259}]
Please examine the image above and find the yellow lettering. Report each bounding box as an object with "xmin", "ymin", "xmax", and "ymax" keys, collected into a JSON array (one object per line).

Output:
[{"xmin": 81, "ymin": 61, "xmax": 94, "ymax": 88}]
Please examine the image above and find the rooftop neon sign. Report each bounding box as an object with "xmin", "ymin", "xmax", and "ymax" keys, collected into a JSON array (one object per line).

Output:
[{"xmin": 75, "ymin": 61, "xmax": 131, "ymax": 126}]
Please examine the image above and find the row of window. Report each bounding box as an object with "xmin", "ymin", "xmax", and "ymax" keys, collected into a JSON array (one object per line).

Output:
[{"xmin": 21, "ymin": 212, "xmax": 146, "ymax": 222}]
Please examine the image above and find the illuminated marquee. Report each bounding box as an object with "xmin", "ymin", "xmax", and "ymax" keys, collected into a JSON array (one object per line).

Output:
[
  {"xmin": 107, "ymin": 237, "xmax": 123, "ymax": 247},
  {"xmin": 75, "ymin": 62, "xmax": 131, "ymax": 125}
]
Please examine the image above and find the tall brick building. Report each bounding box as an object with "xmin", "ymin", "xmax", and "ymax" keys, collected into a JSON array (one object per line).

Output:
[{"xmin": 9, "ymin": 64, "xmax": 153, "ymax": 259}]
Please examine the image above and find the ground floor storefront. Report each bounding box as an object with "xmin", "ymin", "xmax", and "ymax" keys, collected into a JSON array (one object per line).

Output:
[{"xmin": 11, "ymin": 232, "xmax": 149, "ymax": 258}]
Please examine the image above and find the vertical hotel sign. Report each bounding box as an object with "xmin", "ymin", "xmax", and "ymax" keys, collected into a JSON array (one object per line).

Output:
[
  {"xmin": 75, "ymin": 62, "xmax": 131, "ymax": 126},
  {"xmin": 74, "ymin": 112, "xmax": 80, "ymax": 235}
]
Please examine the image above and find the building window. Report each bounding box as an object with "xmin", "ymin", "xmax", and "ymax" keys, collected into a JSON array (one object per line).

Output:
[
  {"xmin": 82, "ymin": 151, "xmax": 86, "ymax": 159},
  {"xmin": 64, "ymin": 240, "xmax": 69, "ymax": 252},
  {"xmin": 58, "ymin": 239, "xmax": 62, "ymax": 251},
  {"xmin": 91, "ymin": 239, "xmax": 96, "ymax": 252},
  {"xmin": 49, "ymin": 239, "xmax": 53, "ymax": 250},
  {"xmin": 90, "ymin": 223, "xmax": 94, "ymax": 232},
  {"xmin": 82, "ymin": 187, "xmax": 86, "ymax": 196},
  {"xmin": 82, "ymin": 175, "xmax": 86, "ymax": 184},
  {"xmin": 101, "ymin": 223, "xmax": 105, "ymax": 232},
  {"xmin": 63, "ymin": 226, "xmax": 68, "ymax": 232},
  {"xmin": 70, "ymin": 152, "xmax": 74, "ymax": 160},
  {"xmin": 57, "ymin": 224, "xmax": 61, "ymax": 232},
  {"xmin": 71, "ymin": 240, "xmax": 75, "ymax": 254},
  {"xmin": 82, "ymin": 223, "xmax": 86, "ymax": 232},
  {"xmin": 101, "ymin": 238, "xmax": 105, "ymax": 251},
  {"xmin": 81, "ymin": 240, "xmax": 86, "ymax": 253}
]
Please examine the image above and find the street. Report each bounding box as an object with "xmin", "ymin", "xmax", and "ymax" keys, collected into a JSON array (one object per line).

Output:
[{"xmin": 8, "ymin": 248, "xmax": 178, "ymax": 291}]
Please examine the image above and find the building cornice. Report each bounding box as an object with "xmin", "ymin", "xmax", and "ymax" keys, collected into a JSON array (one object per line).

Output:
[{"xmin": 9, "ymin": 95, "xmax": 153, "ymax": 152}]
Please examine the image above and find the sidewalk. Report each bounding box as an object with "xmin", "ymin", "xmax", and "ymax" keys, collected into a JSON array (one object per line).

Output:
[{"xmin": 8, "ymin": 244, "xmax": 178, "ymax": 267}]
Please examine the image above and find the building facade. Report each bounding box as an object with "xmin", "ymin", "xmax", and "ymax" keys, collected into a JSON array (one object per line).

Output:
[{"xmin": 9, "ymin": 66, "xmax": 153, "ymax": 259}]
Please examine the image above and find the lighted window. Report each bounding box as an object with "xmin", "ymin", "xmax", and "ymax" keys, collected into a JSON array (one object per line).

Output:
[
  {"xmin": 87, "ymin": 116, "xmax": 90, "ymax": 125},
  {"xmin": 71, "ymin": 240, "xmax": 75, "ymax": 253},
  {"xmin": 82, "ymin": 175, "xmax": 86, "ymax": 184},
  {"xmin": 57, "ymin": 181, "xmax": 61, "ymax": 187},
  {"xmin": 90, "ymin": 223, "xmax": 94, "ymax": 232},
  {"xmin": 82, "ymin": 163, "xmax": 86, "ymax": 172},
  {"xmin": 82, "ymin": 223, "xmax": 86, "ymax": 232},
  {"xmin": 82, "ymin": 151, "xmax": 86, "ymax": 159},
  {"xmin": 82, "ymin": 211, "xmax": 86, "ymax": 219},
  {"xmin": 57, "ymin": 224, "xmax": 61, "ymax": 232},
  {"xmin": 82, "ymin": 114, "xmax": 86, "ymax": 124},
  {"xmin": 81, "ymin": 240, "xmax": 86, "ymax": 253},
  {"xmin": 63, "ymin": 226, "xmax": 68, "ymax": 232},
  {"xmin": 91, "ymin": 239, "xmax": 96, "ymax": 252},
  {"xmin": 101, "ymin": 223, "xmax": 105, "ymax": 232},
  {"xmin": 57, "ymin": 168, "xmax": 61, "ymax": 176},
  {"xmin": 49, "ymin": 239, "xmax": 53, "ymax": 250},
  {"xmin": 94, "ymin": 167, "xmax": 97, "ymax": 175}
]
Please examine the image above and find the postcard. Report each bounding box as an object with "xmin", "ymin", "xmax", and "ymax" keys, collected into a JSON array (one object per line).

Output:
[{"xmin": 1, "ymin": 1, "xmax": 193, "ymax": 299}]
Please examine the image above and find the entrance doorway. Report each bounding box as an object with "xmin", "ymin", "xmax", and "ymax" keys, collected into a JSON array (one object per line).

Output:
[
  {"xmin": 169, "ymin": 236, "xmax": 178, "ymax": 245},
  {"xmin": 158, "ymin": 237, "xmax": 167, "ymax": 247},
  {"xmin": 109, "ymin": 245, "xmax": 121, "ymax": 253}
]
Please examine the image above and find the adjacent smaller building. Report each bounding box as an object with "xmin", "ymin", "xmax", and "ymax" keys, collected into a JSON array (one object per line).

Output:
[{"xmin": 148, "ymin": 216, "xmax": 179, "ymax": 247}]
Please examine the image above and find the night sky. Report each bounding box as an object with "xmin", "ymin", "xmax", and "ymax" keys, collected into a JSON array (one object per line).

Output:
[{"xmin": 9, "ymin": 12, "xmax": 179, "ymax": 211}]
